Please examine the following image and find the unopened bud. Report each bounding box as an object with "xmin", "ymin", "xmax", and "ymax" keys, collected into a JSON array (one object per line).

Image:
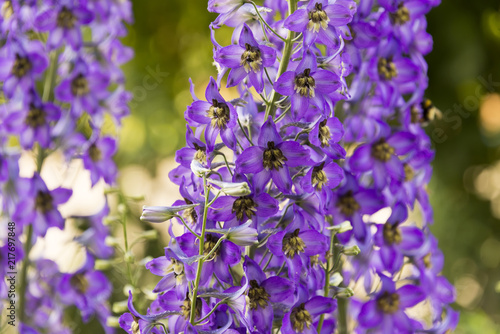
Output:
[
  {"xmin": 336, "ymin": 287, "xmax": 354, "ymax": 298},
  {"xmin": 95, "ymin": 259, "xmax": 114, "ymax": 271},
  {"xmin": 342, "ymin": 245, "xmax": 360, "ymax": 256},
  {"xmin": 208, "ymin": 179, "xmax": 251, "ymax": 196},
  {"xmin": 103, "ymin": 216, "xmax": 119, "ymax": 226},
  {"xmin": 191, "ymin": 160, "xmax": 211, "ymax": 177},
  {"xmin": 117, "ymin": 203, "xmax": 127, "ymax": 215},
  {"xmin": 329, "ymin": 272, "xmax": 343, "ymax": 287},
  {"xmin": 105, "ymin": 236, "xmax": 120, "ymax": 247},
  {"xmin": 225, "ymin": 222, "xmax": 258, "ymax": 246},
  {"xmin": 106, "ymin": 316, "xmax": 121, "ymax": 328},
  {"xmin": 327, "ymin": 221, "xmax": 352, "ymax": 233},
  {"xmin": 112, "ymin": 300, "xmax": 128, "ymax": 313},
  {"xmin": 141, "ymin": 204, "xmax": 198, "ymax": 223},
  {"xmin": 140, "ymin": 229, "xmax": 158, "ymax": 240},
  {"xmin": 124, "ymin": 251, "xmax": 135, "ymax": 263}
]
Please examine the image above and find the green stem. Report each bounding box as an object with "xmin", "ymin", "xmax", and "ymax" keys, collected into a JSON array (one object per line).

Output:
[
  {"xmin": 264, "ymin": 0, "xmax": 298, "ymax": 120},
  {"xmin": 189, "ymin": 175, "xmax": 210, "ymax": 323},
  {"xmin": 42, "ymin": 51, "xmax": 58, "ymax": 102},
  {"xmin": 18, "ymin": 224, "xmax": 33, "ymax": 325},
  {"xmin": 175, "ymin": 214, "xmax": 201, "ymax": 239},
  {"xmin": 120, "ymin": 200, "xmax": 134, "ymax": 286},
  {"xmin": 249, "ymin": 1, "xmax": 287, "ymax": 42},
  {"xmin": 194, "ymin": 299, "xmax": 225, "ymax": 325},
  {"xmin": 237, "ymin": 118, "xmax": 255, "ymax": 146},
  {"xmin": 317, "ymin": 232, "xmax": 336, "ymax": 333}
]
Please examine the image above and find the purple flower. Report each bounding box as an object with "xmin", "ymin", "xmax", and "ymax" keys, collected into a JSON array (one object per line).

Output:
[
  {"xmin": 243, "ymin": 256, "xmax": 295, "ymax": 334},
  {"xmin": 13, "ymin": 173, "xmax": 72, "ymax": 238},
  {"xmin": 373, "ymin": 202, "xmax": 424, "ymax": 273},
  {"xmin": 215, "ymin": 24, "xmax": 276, "ymax": 92},
  {"xmin": 0, "ymin": 39, "xmax": 47, "ymax": 98},
  {"xmin": 274, "ymin": 50, "xmax": 341, "ymax": 119},
  {"xmin": 284, "ymin": 0, "xmax": 353, "ymax": 48},
  {"xmin": 35, "ymin": 0, "xmax": 94, "ymax": 50},
  {"xmin": 58, "ymin": 255, "xmax": 112, "ymax": 322},
  {"xmin": 308, "ymin": 116, "xmax": 346, "ymax": 159},
  {"xmin": 358, "ymin": 274, "xmax": 426, "ymax": 333},
  {"xmin": 186, "ymin": 77, "xmax": 238, "ymax": 150},
  {"xmin": 282, "ymin": 296, "xmax": 336, "ymax": 334},
  {"xmin": 236, "ymin": 116, "xmax": 312, "ymax": 194},
  {"xmin": 349, "ymin": 131, "xmax": 416, "ymax": 190},
  {"xmin": 55, "ymin": 59, "xmax": 110, "ymax": 117},
  {"xmin": 81, "ymin": 136, "xmax": 118, "ymax": 186}
]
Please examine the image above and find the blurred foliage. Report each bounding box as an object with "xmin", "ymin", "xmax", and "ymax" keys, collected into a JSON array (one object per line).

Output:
[{"xmin": 114, "ymin": 0, "xmax": 500, "ymax": 332}]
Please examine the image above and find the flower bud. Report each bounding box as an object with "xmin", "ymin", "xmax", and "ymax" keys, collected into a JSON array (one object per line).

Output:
[
  {"xmin": 139, "ymin": 229, "xmax": 158, "ymax": 240},
  {"xmin": 191, "ymin": 160, "xmax": 211, "ymax": 177},
  {"xmin": 329, "ymin": 272, "xmax": 343, "ymax": 287},
  {"xmin": 336, "ymin": 287, "xmax": 354, "ymax": 298},
  {"xmin": 95, "ymin": 259, "xmax": 114, "ymax": 270},
  {"xmin": 342, "ymin": 245, "xmax": 360, "ymax": 256},
  {"xmin": 112, "ymin": 300, "xmax": 128, "ymax": 313},
  {"xmin": 208, "ymin": 179, "xmax": 252, "ymax": 196},
  {"xmin": 124, "ymin": 251, "xmax": 135, "ymax": 263},
  {"xmin": 106, "ymin": 316, "xmax": 121, "ymax": 328},
  {"xmin": 225, "ymin": 222, "xmax": 258, "ymax": 246},
  {"xmin": 140, "ymin": 204, "xmax": 198, "ymax": 223},
  {"xmin": 327, "ymin": 221, "xmax": 353, "ymax": 233},
  {"xmin": 105, "ymin": 236, "xmax": 120, "ymax": 247}
]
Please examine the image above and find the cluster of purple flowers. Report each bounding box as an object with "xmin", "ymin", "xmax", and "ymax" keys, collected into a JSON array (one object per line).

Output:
[
  {"xmin": 123, "ymin": 0, "xmax": 458, "ymax": 333},
  {"xmin": 0, "ymin": 0, "xmax": 132, "ymax": 332}
]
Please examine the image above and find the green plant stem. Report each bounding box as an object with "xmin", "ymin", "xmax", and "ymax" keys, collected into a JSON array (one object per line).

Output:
[
  {"xmin": 189, "ymin": 175, "xmax": 210, "ymax": 323},
  {"xmin": 175, "ymin": 214, "xmax": 201, "ymax": 239},
  {"xmin": 249, "ymin": 1, "xmax": 287, "ymax": 42},
  {"xmin": 265, "ymin": 0, "xmax": 298, "ymax": 120},
  {"xmin": 317, "ymin": 232, "xmax": 336, "ymax": 333}
]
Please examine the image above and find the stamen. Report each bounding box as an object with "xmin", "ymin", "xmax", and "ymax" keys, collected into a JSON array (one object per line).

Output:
[
  {"xmin": 382, "ymin": 222, "xmax": 402, "ymax": 245},
  {"xmin": 89, "ymin": 144, "xmax": 102, "ymax": 162},
  {"xmin": 232, "ymin": 196, "xmax": 258, "ymax": 221},
  {"xmin": 248, "ymin": 280, "xmax": 270, "ymax": 309},
  {"xmin": 35, "ymin": 191, "xmax": 54, "ymax": 214},
  {"xmin": 318, "ymin": 119, "xmax": 331, "ymax": 147},
  {"xmin": 240, "ymin": 43, "xmax": 262, "ymax": 73},
  {"xmin": 12, "ymin": 54, "xmax": 32, "ymax": 78},
  {"xmin": 307, "ymin": 3, "xmax": 330, "ymax": 33},
  {"xmin": 25, "ymin": 105, "xmax": 46, "ymax": 128},
  {"xmin": 311, "ymin": 162, "xmax": 328, "ymax": 190},
  {"xmin": 71, "ymin": 74, "xmax": 90, "ymax": 97},
  {"xmin": 371, "ymin": 139, "xmax": 395, "ymax": 162},
  {"xmin": 390, "ymin": 4, "xmax": 410, "ymax": 25},
  {"xmin": 282, "ymin": 229, "xmax": 306, "ymax": 258},
  {"xmin": 207, "ymin": 99, "xmax": 231, "ymax": 129},
  {"xmin": 377, "ymin": 291, "xmax": 400, "ymax": 314},
  {"xmin": 294, "ymin": 68, "xmax": 316, "ymax": 97},
  {"xmin": 336, "ymin": 191, "xmax": 360, "ymax": 216},
  {"xmin": 290, "ymin": 303, "xmax": 313, "ymax": 332},
  {"xmin": 57, "ymin": 6, "xmax": 77, "ymax": 29},
  {"xmin": 377, "ymin": 58, "xmax": 398, "ymax": 81},
  {"xmin": 262, "ymin": 141, "xmax": 287, "ymax": 171}
]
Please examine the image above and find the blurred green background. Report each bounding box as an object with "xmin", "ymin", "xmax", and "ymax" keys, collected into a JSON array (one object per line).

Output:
[{"xmin": 116, "ymin": 0, "xmax": 500, "ymax": 332}]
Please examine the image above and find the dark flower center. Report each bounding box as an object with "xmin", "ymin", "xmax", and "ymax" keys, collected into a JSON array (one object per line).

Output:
[
  {"xmin": 290, "ymin": 303, "xmax": 313, "ymax": 332},
  {"xmin": 25, "ymin": 105, "xmax": 46, "ymax": 128},
  {"xmin": 248, "ymin": 280, "xmax": 270, "ymax": 310},
  {"xmin": 182, "ymin": 199, "xmax": 198, "ymax": 225},
  {"xmin": 377, "ymin": 58, "xmax": 398, "ymax": 81},
  {"xmin": 71, "ymin": 74, "xmax": 90, "ymax": 97},
  {"xmin": 403, "ymin": 163, "xmax": 414, "ymax": 182},
  {"xmin": 89, "ymin": 144, "xmax": 102, "ymax": 162},
  {"xmin": 12, "ymin": 54, "xmax": 32, "ymax": 78},
  {"xmin": 308, "ymin": 3, "xmax": 330, "ymax": 32},
  {"xmin": 232, "ymin": 196, "xmax": 257, "ymax": 221},
  {"xmin": 282, "ymin": 229, "xmax": 306, "ymax": 258},
  {"xmin": 203, "ymin": 234, "xmax": 219, "ymax": 260},
  {"xmin": 207, "ymin": 99, "xmax": 230, "ymax": 129},
  {"xmin": 35, "ymin": 191, "xmax": 54, "ymax": 214},
  {"xmin": 390, "ymin": 4, "xmax": 410, "ymax": 25},
  {"xmin": 193, "ymin": 143, "xmax": 207, "ymax": 163},
  {"xmin": 377, "ymin": 291, "xmax": 400, "ymax": 314},
  {"xmin": 240, "ymin": 43, "xmax": 262, "ymax": 73},
  {"xmin": 294, "ymin": 68, "xmax": 316, "ymax": 97},
  {"xmin": 318, "ymin": 119, "xmax": 331, "ymax": 147},
  {"xmin": 263, "ymin": 141, "xmax": 287, "ymax": 171},
  {"xmin": 70, "ymin": 273, "xmax": 88, "ymax": 293},
  {"xmin": 181, "ymin": 297, "xmax": 202, "ymax": 320},
  {"xmin": 383, "ymin": 222, "xmax": 402, "ymax": 245},
  {"xmin": 57, "ymin": 6, "xmax": 77, "ymax": 29},
  {"xmin": 312, "ymin": 161, "xmax": 327, "ymax": 190},
  {"xmin": 371, "ymin": 139, "xmax": 395, "ymax": 162},
  {"xmin": 336, "ymin": 191, "xmax": 360, "ymax": 216}
]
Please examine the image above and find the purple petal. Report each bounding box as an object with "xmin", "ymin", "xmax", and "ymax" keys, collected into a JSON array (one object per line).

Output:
[
  {"xmin": 305, "ymin": 296, "xmax": 335, "ymax": 316},
  {"xmin": 278, "ymin": 141, "xmax": 311, "ymax": 167},
  {"xmin": 146, "ymin": 256, "xmax": 170, "ymax": 276},
  {"xmin": 397, "ymin": 285, "xmax": 426, "ymax": 308},
  {"xmin": 300, "ymin": 230, "xmax": 328, "ymax": 256},
  {"xmin": 237, "ymin": 146, "xmax": 265, "ymax": 174},
  {"xmin": 349, "ymin": 144, "xmax": 374, "ymax": 172},
  {"xmin": 324, "ymin": 4, "xmax": 353, "ymax": 26},
  {"xmin": 314, "ymin": 69, "xmax": 341, "ymax": 94},
  {"xmin": 227, "ymin": 66, "xmax": 248, "ymax": 87},
  {"xmin": 254, "ymin": 192, "xmax": 279, "ymax": 217},
  {"xmin": 284, "ymin": 9, "xmax": 309, "ymax": 32},
  {"xmin": 210, "ymin": 196, "xmax": 236, "ymax": 221},
  {"xmin": 216, "ymin": 45, "xmax": 245, "ymax": 68},
  {"xmin": 274, "ymin": 71, "xmax": 296, "ymax": 96},
  {"xmin": 399, "ymin": 226, "xmax": 425, "ymax": 251},
  {"xmin": 258, "ymin": 116, "xmax": 282, "ymax": 146},
  {"xmin": 243, "ymin": 256, "xmax": 266, "ymax": 283},
  {"xmin": 220, "ymin": 240, "xmax": 241, "ymax": 265},
  {"xmin": 387, "ymin": 132, "xmax": 416, "ymax": 155},
  {"xmin": 187, "ymin": 101, "xmax": 212, "ymax": 124},
  {"xmin": 359, "ymin": 301, "xmax": 383, "ymax": 328},
  {"xmin": 153, "ymin": 272, "xmax": 176, "ymax": 293},
  {"xmin": 262, "ymin": 276, "xmax": 294, "ymax": 303},
  {"xmin": 271, "ymin": 168, "xmax": 292, "ymax": 194}
]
